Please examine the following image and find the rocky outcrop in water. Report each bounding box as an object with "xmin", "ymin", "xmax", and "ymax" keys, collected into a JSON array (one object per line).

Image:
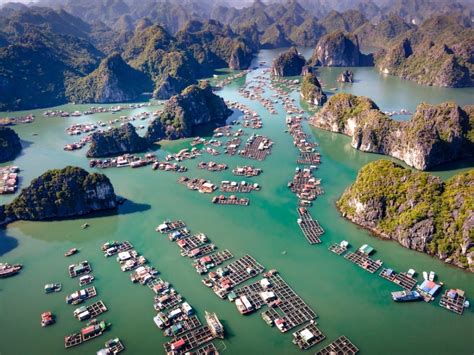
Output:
[
  {"xmin": 338, "ymin": 160, "xmax": 474, "ymax": 271},
  {"xmin": 310, "ymin": 93, "xmax": 474, "ymax": 170},
  {"xmin": 300, "ymin": 72, "xmax": 327, "ymax": 106},
  {"xmin": 337, "ymin": 70, "xmax": 354, "ymax": 83},
  {"xmin": 145, "ymin": 82, "xmax": 232, "ymax": 142},
  {"xmin": 87, "ymin": 123, "xmax": 149, "ymax": 158},
  {"xmin": 312, "ymin": 31, "xmax": 373, "ymax": 67},
  {"xmin": 271, "ymin": 47, "xmax": 306, "ymax": 77},
  {"xmin": 1, "ymin": 166, "xmax": 117, "ymax": 224},
  {"xmin": 66, "ymin": 53, "xmax": 152, "ymax": 104},
  {"xmin": 0, "ymin": 127, "xmax": 22, "ymax": 162}
]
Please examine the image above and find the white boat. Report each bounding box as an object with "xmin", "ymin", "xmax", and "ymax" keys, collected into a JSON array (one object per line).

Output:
[
  {"xmin": 423, "ymin": 271, "xmax": 428, "ymax": 281},
  {"xmin": 407, "ymin": 269, "xmax": 416, "ymax": 278},
  {"xmin": 464, "ymin": 300, "xmax": 470, "ymax": 308},
  {"xmin": 429, "ymin": 271, "xmax": 436, "ymax": 281}
]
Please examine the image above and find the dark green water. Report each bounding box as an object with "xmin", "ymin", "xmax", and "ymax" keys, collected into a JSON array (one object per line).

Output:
[{"xmin": 0, "ymin": 49, "xmax": 473, "ymax": 355}]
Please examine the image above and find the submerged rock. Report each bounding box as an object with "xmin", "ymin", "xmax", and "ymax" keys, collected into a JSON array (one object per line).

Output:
[
  {"xmin": 300, "ymin": 72, "xmax": 327, "ymax": 106},
  {"xmin": 146, "ymin": 82, "xmax": 232, "ymax": 142},
  {"xmin": 271, "ymin": 47, "xmax": 306, "ymax": 77},
  {"xmin": 0, "ymin": 127, "xmax": 22, "ymax": 163},
  {"xmin": 310, "ymin": 93, "xmax": 474, "ymax": 170},
  {"xmin": 87, "ymin": 123, "xmax": 149, "ymax": 158},
  {"xmin": 337, "ymin": 160, "xmax": 474, "ymax": 271},
  {"xmin": 1, "ymin": 166, "xmax": 117, "ymax": 224}
]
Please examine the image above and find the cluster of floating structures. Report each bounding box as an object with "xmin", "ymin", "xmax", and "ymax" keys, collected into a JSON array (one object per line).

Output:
[
  {"xmin": 213, "ymin": 125, "xmax": 244, "ymax": 138},
  {"xmin": 43, "ymin": 103, "xmax": 152, "ymax": 118},
  {"xmin": 329, "ymin": 241, "xmax": 469, "ymax": 314},
  {"xmin": 153, "ymin": 161, "xmax": 188, "ymax": 173},
  {"xmin": 212, "ymin": 195, "xmax": 250, "ymax": 206},
  {"xmin": 214, "ymin": 69, "xmax": 251, "ymax": 88},
  {"xmin": 157, "ymin": 219, "xmax": 356, "ymax": 352},
  {"xmin": 198, "ymin": 161, "xmax": 227, "ymax": 172},
  {"xmin": 178, "ymin": 176, "xmax": 217, "ymax": 194},
  {"xmin": 0, "ymin": 165, "xmax": 19, "ymax": 194},
  {"xmin": 239, "ymin": 134, "xmax": 273, "ymax": 161},
  {"xmin": 232, "ymin": 165, "xmax": 262, "ymax": 177},
  {"xmin": 239, "ymin": 72, "xmax": 278, "ymax": 114},
  {"xmin": 165, "ymin": 148, "xmax": 202, "ymax": 162},
  {"xmin": 224, "ymin": 137, "xmax": 241, "ymax": 155},
  {"xmin": 89, "ymin": 154, "xmax": 157, "ymax": 169},
  {"xmin": 0, "ymin": 114, "xmax": 35, "ymax": 126},
  {"xmin": 288, "ymin": 167, "xmax": 323, "ymax": 204},
  {"xmin": 220, "ymin": 180, "xmax": 260, "ymax": 193}
]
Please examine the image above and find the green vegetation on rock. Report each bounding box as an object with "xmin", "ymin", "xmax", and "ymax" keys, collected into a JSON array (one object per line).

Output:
[
  {"xmin": 2, "ymin": 166, "xmax": 117, "ymax": 223},
  {"xmin": 300, "ymin": 72, "xmax": 327, "ymax": 106},
  {"xmin": 337, "ymin": 160, "xmax": 474, "ymax": 271},
  {"xmin": 271, "ymin": 46, "xmax": 306, "ymax": 77},
  {"xmin": 87, "ymin": 123, "xmax": 149, "ymax": 158},
  {"xmin": 0, "ymin": 127, "xmax": 22, "ymax": 163}
]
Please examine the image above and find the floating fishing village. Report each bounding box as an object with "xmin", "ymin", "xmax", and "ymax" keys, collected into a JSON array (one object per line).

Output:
[{"xmin": 1, "ymin": 21, "xmax": 473, "ymax": 354}]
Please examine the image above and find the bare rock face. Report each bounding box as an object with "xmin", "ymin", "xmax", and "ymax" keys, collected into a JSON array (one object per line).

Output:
[
  {"xmin": 1, "ymin": 166, "xmax": 117, "ymax": 224},
  {"xmin": 146, "ymin": 82, "xmax": 232, "ymax": 142},
  {"xmin": 337, "ymin": 160, "xmax": 474, "ymax": 271},
  {"xmin": 312, "ymin": 31, "xmax": 373, "ymax": 67},
  {"xmin": 310, "ymin": 93, "xmax": 474, "ymax": 170},
  {"xmin": 337, "ymin": 70, "xmax": 354, "ymax": 82},
  {"xmin": 271, "ymin": 46, "xmax": 306, "ymax": 77}
]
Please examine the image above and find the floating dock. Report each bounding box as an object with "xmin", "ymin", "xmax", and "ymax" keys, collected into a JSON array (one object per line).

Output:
[
  {"xmin": 379, "ymin": 268, "xmax": 417, "ymax": 291},
  {"xmin": 188, "ymin": 343, "xmax": 218, "ymax": 355},
  {"xmin": 297, "ymin": 208, "xmax": 324, "ymax": 244},
  {"xmin": 297, "ymin": 152, "xmax": 321, "ymax": 165},
  {"xmin": 156, "ymin": 220, "xmax": 187, "ymax": 234},
  {"xmin": 439, "ymin": 289, "xmax": 467, "ymax": 315},
  {"xmin": 220, "ymin": 181, "xmax": 260, "ymax": 193},
  {"xmin": 64, "ymin": 320, "xmax": 109, "ymax": 348},
  {"xmin": 212, "ymin": 195, "xmax": 250, "ymax": 206},
  {"xmin": 68, "ymin": 261, "xmax": 92, "ymax": 278},
  {"xmin": 292, "ymin": 322, "xmax": 325, "ymax": 350},
  {"xmin": 154, "ymin": 292, "xmax": 183, "ymax": 312},
  {"xmin": 316, "ymin": 336, "xmax": 359, "ymax": 355},
  {"xmin": 224, "ymin": 138, "xmax": 241, "ymax": 155},
  {"xmin": 289, "ymin": 168, "xmax": 323, "ymax": 202},
  {"xmin": 82, "ymin": 300, "xmax": 108, "ymax": 319},
  {"xmin": 163, "ymin": 325, "xmax": 216, "ymax": 354},
  {"xmin": 239, "ymin": 135, "xmax": 273, "ymax": 161},
  {"xmin": 344, "ymin": 251, "xmax": 383, "ymax": 274},
  {"xmin": 164, "ymin": 315, "xmax": 202, "ymax": 337},
  {"xmin": 328, "ymin": 243, "xmax": 348, "ymax": 255},
  {"xmin": 185, "ymin": 244, "xmax": 217, "ymax": 258},
  {"xmin": 235, "ymin": 274, "xmax": 316, "ymax": 332}
]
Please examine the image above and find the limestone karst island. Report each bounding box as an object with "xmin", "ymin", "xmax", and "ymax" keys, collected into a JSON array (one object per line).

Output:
[{"xmin": 0, "ymin": 0, "xmax": 472, "ymax": 354}]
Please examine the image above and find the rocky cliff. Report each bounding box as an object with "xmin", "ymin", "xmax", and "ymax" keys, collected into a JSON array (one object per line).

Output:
[
  {"xmin": 310, "ymin": 93, "xmax": 474, "ymax": 170},
  {"xmin": 375, "ymin": 14, "xmax": 474, "ymax": 88},
  {"xmin": 271, "ymin": 47, "xmax": 306, "ymax": 77},
  {"xmin": 1, "ymin": 166, "xmax": 117, "ymax": 223},
  {"xmin": 145, "ymin": 82, "xmax": 232, "ymax": 142},
  {"xmin": 300, "ymin": 72, "xmax": 327, "ymax": 106},
  {"xmin": 337, "ymin": 160, "xmax": 474, "ymax": 271},
  {"xmin": 337, "ymin": 70, "xmax": 354, "ymax": 82},
  {"xmin": 87, "ymin": 123, "xmax": 149, "ymax": 158},
  {"xmin": 312, "ymin": 31, "xmax": 373, "ymax": 67},
  {"xmin": 0, "ymin": 127, "xmax": 22, "ymax": 162},
  {"xmin": 66, "ymin": 53, "xmax": 152, "ymax": 104}
]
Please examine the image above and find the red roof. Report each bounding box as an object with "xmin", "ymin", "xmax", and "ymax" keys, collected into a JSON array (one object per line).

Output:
[{"xmin": 171, "ymin": 339, "xmax": 186, "ymax": 349}]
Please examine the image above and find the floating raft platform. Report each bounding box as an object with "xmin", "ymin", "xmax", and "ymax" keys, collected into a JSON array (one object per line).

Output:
[
  {"xmin": 69, "ymin": 261, "xmax": 92, "ymax": 278},
  {"xmin": 64, "ymin": 320, "xmax": 109, "ymax": 348},
  {"xmin": 297, "ymin": 208, "xmax": 324, "ymax": 244},
  {"xmin": 165, "ymin": 315, "xmax": 202, "ymax": 337},
  {"xmin": 316, "ymin": 336, "xmax": 359, "ymax": 355},
  {"xmin": 439, "ymin": 289, "xmax": 467, "ymax": 315},
  {"xmin": 103, "ymin": 241, "xmax": 133, "ymax": 256},
  {"xmin": 239, "ymin": 135, "xmax": 273, "ymax": 161},
  {"xmin": 212, "ymin": 195, "xmax": 249, "ymax": 206},
  {"xmin": 220, "ymin": 181, "xmax": 259, "ymax": 193},
  {"xmin": 156, "ymin": 220, "xmax": 187, "ymax": 234},
  {"xmin": 224, "ymin": 138, "xmax": 241, "ymax": 156},
  {"xmin": 328, "ymin": 243, "xmax": 348, "ymax": 255},
  {"xmin": 154, "ymin": 292, "xmax": 183, "ymax": 312},
  {"xmin": 186, "ymin": 244, "xmax": 217, "ymax": 258},
  {"xmin": 226, "ymin": 255, "xmax": 265, "ymax": 287},
  {"xmin": 163, "ymin": 325, "xmax": 216, "ymax": 354},
  {"xmin": 292, "ymin": 322, "xmax": 325, "ymax": 350},
  {"xmin": 297, "ymin": 152, "xmax": 321, "ymax": 165},
  {"xmin": 379, "ymin": 268, "xmax": 417, "ymax": 291},
  {"xmin": 103, "ymin": 338, "xmax": 125, "ymax": 354},
  {"xmin": 236, "ymin": 274, "xmax": 316, "ymax": 332},
  {"xmin": 177, "ymin": 234, "xmax": 207, "ymax": 252},
  {"xmin": 84, "ymin": 300, "xmax": 108, "ymax": 318},
  {"xmin": 344, "ymin": 251, "xmax": 383, "ymax": 274},
  {"xmin": 188, "ymin": 343, "xmax": 218, "ymax": 355}
]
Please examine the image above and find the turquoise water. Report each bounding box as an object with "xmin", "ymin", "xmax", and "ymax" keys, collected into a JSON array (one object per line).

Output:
[{"xmin": 0, "ymin": 49, "xmax": 473, "ymax": 355}]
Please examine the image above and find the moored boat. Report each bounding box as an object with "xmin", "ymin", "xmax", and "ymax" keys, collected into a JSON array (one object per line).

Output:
[
  {"xmin": 65, "ymin": 248, "xmax": 79, "ymax": 257},
  {"xmin": 391, "ymin": 290, "xmax": 422, "ymax": 302},
  {"xmin": 0, "ymin": 263, "xmax": 22, "ymax": 278},
  {"xmin": 44, "ymin": 283, "xmax": 62, "ymax": 293}
]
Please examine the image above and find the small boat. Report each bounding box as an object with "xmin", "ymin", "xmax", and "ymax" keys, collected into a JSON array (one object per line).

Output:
[
  {"xmin": 407, "ymin": 269, "xmax": 416, "ymax": 278},
  {"xmin": 81, "ymin": 223, "xmax": 89, "ymax": 229},
  {"xmin": 464, "ymin": 300, "xmax": 470, "ymax": 308},
  {"xmin": 41, "ymin": 312, "xmax": 55, "ymax": 327},
  {"xmin": 44, "ymin": 283, "xmax": 62, "ymax": 293},
  {"xmin": 422, "ymin": 271, "xmax": 428, "ymax": 281},
  {"xmin": 79, "ymin": 274, "xmax": 94, "ymax": 286},
  {"xmin": 65, "ymin": 248, "xmax": 78, "ymax": 257},
  {"xmin": 391, "ymin": 290, "xmax": 422, "ymax": 302},
  {"xmin": 429, "ymin": 271, "xmax": 436, "ymax": 281},
  {"xmin": 0, "ymin": 263, "xmax": 22, "ymax": 278}
]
